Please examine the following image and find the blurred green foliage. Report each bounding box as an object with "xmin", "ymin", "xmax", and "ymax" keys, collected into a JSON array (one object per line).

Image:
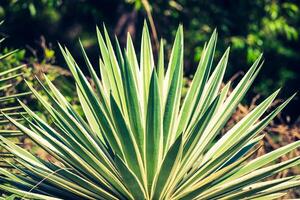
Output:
[
  {"xmin": 144, "ymin": 1, "xmax": 300, "ymax": 95},
  {"xmin": 0, "ymin": 0, "xmax": 299, "ymax": 118}
]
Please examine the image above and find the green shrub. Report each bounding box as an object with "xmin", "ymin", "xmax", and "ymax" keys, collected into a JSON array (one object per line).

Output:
[{"xmin": 0, "ymin": 23, "xmax": 299, "ymax": 200}]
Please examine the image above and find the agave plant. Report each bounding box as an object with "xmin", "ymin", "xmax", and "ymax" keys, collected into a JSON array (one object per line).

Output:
[
  {"xmin": 0, "ymin": 23, "xmax": 299, "ymax": 200},
  {"xmin": 0, "ymin": 23, "xmax": 31, "ymax": 169},
  {"xmin": 0, "ymin": 61, "xmax": 26, "ymax": 143}
]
